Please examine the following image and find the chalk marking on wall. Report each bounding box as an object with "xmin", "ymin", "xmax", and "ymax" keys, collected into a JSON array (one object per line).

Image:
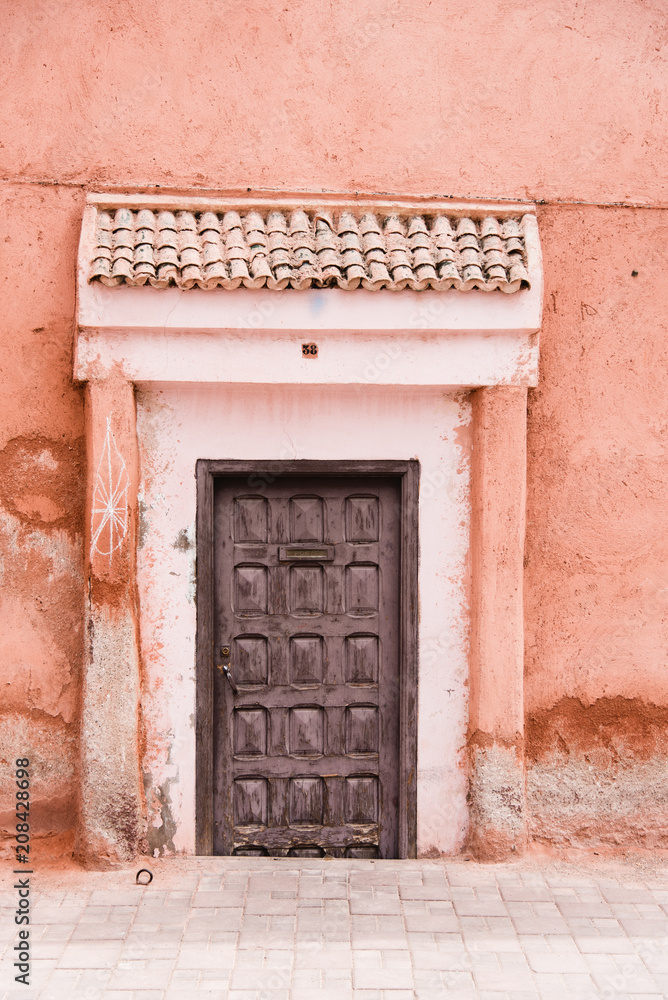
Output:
[{"xmin": 91, "ymin": 416, "xmax": 129, "ymax": 563}]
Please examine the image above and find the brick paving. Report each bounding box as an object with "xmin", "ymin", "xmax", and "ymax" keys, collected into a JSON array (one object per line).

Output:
[{"xmin": 2, "ymin": 856, "xmax": 668, "ymax": 999}]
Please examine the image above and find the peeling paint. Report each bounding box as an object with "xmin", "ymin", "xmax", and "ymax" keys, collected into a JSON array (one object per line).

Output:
[
  {"xmin": 172, "ymin": 528, "xmax": 192, "ymax": 552},
  {"xmin": 144, "ymin": 772, "xmax": 178, "ymax": 857}
]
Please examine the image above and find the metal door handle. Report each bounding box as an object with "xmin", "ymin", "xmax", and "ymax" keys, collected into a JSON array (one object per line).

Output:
[{"xmin": 218, "ymin": 663, "xmax": 238, "ymax": 695}]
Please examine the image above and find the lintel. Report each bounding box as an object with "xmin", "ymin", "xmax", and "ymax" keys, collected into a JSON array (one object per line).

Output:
[{"xmin": 75, "ymin": 193, "xmax": 543, "ymax": 388}]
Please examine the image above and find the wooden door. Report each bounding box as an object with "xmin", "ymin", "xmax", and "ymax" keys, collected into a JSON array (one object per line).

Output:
[{"xmin": 212, "ymin": 474, "xmax": 401, "ymax": 858}]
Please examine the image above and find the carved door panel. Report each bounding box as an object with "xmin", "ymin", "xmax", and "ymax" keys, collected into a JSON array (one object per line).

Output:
[{"xmin": 212, "ymin": 475, "xmax": 401, "ymax": 858}]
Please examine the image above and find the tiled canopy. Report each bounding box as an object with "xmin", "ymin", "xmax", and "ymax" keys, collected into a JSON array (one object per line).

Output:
[{"xmin": 89, "ymin": 207, "xmax": 532, "ymax": 293}]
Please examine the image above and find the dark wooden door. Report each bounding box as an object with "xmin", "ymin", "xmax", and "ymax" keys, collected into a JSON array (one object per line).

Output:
[{"xmin": 212, "ymin": 474, "xmax": 401, "ymax": 858}]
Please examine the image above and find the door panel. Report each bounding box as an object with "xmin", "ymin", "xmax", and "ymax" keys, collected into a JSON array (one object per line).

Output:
[{"xmin": 212, "ymin": 474, "xmax": 401, "ymax": 858}]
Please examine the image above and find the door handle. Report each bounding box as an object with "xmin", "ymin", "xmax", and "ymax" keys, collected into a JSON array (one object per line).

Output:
[{"xmin": 217, "ymin": 663, "xmax": 239, "ymax": 695}]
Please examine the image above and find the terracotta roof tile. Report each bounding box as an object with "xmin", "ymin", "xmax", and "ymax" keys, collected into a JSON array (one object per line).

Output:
[{"xmin": 89, "ymin": 208, "xmax": 531, "ymax": 293}]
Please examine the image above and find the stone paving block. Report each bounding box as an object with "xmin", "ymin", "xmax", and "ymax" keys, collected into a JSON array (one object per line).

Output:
[
  {"xmin": 56, "ymin": 943, "xmax": 123, "ymax": 968},
  {"xmin": 30, "ymin": 991, "xmax": 76, "ymax": 1000},
  {"xmin": 35, "ymin": 924, "xmax": 73, "ymax": 943},
  {"xmin": 382, "ymin": 949, "xmax": 412, "ymax": 968},
  {"xmin": 575, "ymin": 933, "xmax": 636, "ymax": 954},
  {"xmin": 459, "ymin": 915, "xmax": 488, "ymax": 932},
  {"xmin": 558, "ymin": 900, "xmax": 615, "ymax": 918},
  {"xmin": 229, "ymin": 968, "xmax": 294, "ymax": 988},
  {"xmin": 70, "ymin": 922, "xmax": 128, "ymax": 940},
  {"xmin": 234, "ymin": 951, "xmax": 284, "ymax": 970},
  {"xmin": 413, "ymin": 991, "xmax": 477, "ymax": 1000},
  {"xmin": 480, "ymin": 915, "xmax": 518, "ymax": 935},
  {"xmin": 414, "ymin": 966, "xmax": 474, "ymax": 989},
  {"xmin": 291, "ymin": 968, "xmax": 322, "ymax": 987},
  {"xmin": 245, "ymin": 896, "xmax": 298, "ymax": 914},
  {"xmin": 350, "ymin": 896, "xmax": 402, "ymax": 915},
  {"xmin": 74, "ymin": 968, "xmax": 112, "ymax": 990},
  {"xmin": 172, "ymin": 967, "xmax": 199, "ymax": 979},
  {"xmin": 412, "ymin": 948, "xmax": 470, "ymax": 970},
  {"xmin": 404, "ymin": 912, "xmax": 459, "ymax": 932},
  {"xmin": 499, "ymin": 886, "xmax": 554, "ymax": 902},
  {"xmin": 322, "ymin": 969, "xmax": 353, "ymax": 988},
  {"xmin": 352, "ymin": 932, "xmax": 410, "ymax": 949},
  {"xmin": 26, "ymin": 939, "xmax": 67, "ymax": 959},
  {"xmin": 353, "ymin": 966, "xmax": 414, "ymax": 988},
  {"xmin": 166, "ymin": 994, "xmax": 237, "ymax": 1000},
  {"xmin": 473, "ymin": 966, "xmax": 535, "ymax": 991},
  {"xmin": 510, "ymin": 916, "xmax": 570, "ymax": 935},
  {"xmin": 294, "ymin": 946, "xmax": 353, "ymax": 968},
  {"xmin": 299, "ymin": 884, "xmax": 347, "ymax": 898},
  {"xmin": 527, "ymin": 949, "xmax": 589, "ymax": 973},
  {"xmin": 191, "ymin": 890, "xmax": 235, "ymax": 907},
  {"xmin": 175, "ymin": 945, "xmax": 237, "ymax": 968},
  {"xmin": 89, "ymin": 890, "xmax": 141, "ymax": 906},
  {"xmin": 291, "ymin": 990, "xmax": 354, "ymax": 1000},
  {"xmin": 9, "ymin": 856, "xmax": 668, "ymax": 1000},
  {"xmin": 399, "ymin": 886, "xmax": 452, "ymax": 900},
  {"xmin": 621, "ymin": 917, "xmax": 668, "ymax": 936},
  {"xmin": 642, "ymin": 953, "xmax": 668, "ymax": 974}
]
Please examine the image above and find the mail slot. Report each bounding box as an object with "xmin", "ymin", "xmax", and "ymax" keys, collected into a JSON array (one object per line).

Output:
[{"xmin": 279, "ymin": 545, "xmax": 334, "ymax": 562}]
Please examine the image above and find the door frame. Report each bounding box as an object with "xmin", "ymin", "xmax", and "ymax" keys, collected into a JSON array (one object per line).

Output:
[{"xmin": 195, "ymin": 458, "xmax": 419, "ymax": 858}]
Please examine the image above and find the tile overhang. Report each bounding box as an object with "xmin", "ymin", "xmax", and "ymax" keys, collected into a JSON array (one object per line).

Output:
[
  {"xmin": 75, "ymin": 194, "xmax": 543, "ymax": 387},
  {"xmin": 82, "ymin": 193, "xmax": 538, "ymax": 295}
]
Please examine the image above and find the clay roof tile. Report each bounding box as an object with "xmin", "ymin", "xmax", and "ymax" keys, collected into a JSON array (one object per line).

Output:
[
  {"xmin": 198, "ymin": 212, "xmax": 221, "ymax": 234},
  {"xmin": 480, "ymin": 216, "xmax": 501, "ymax": 238},
  {"xmin": 267, "ymin": 211, "xmax": 288, "ymax": 233},
  {"xmin": 431, "ymin": 217, "xmax": 455, "ymax": 238},
  {"xmin": 222, "ymin": 211, "xmax": 243, "ymax": 232},
  {"xmin": 112, "ymin": 208, "xmax": 134, "ymax": 231},
  {"xmin": 89, "ymin": 204, "xmax": 531, "ymax": 293},
  {"xmin": 135, "ymin": 209, "xmax": 156, "ymax": 230},
  {"xmin": 176, "ymin": 211, "xmax": 197, "ymax": 231},
  {"xmin": 456, "ymin": 217, "xmax": 478, "ymax": 238},
  {"xmin": 156, "ymin": 211, "xmax": 177, "ymax": 231},
  {"xmin": 407, "ymin": 216, "xmax": 429, "ymax": 237},
  {"xmin": 337, "ymin": 212, "xmax": 359, "ymax": 235},
  {"xmin": 289, "ymin": 210, "xmax": 310, "ymax": 233}
]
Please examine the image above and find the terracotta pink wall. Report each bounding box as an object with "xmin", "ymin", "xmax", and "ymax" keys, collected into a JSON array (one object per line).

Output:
[
  {"xmin": 525, "ymin": 205, "xmax": 668, "ymax": 847},
  {"xmin": 0, "ymin": 184, "xmax": 85, "ymax": 856},
  {"xmin": 1, "ymin": 1, "xmax": 666, "ymax": 854},
  {"xmin": 2, "ymin": 1, "xmax": 666, "ymax": 203}
]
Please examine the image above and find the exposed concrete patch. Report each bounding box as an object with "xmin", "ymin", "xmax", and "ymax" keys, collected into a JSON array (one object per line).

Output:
[
  {"xmin": 137, "ymin": 497, "xmax": 150, "ymax": 549},
  {"xmin": 467, "ymin": 738, "xmax": 527, "ymax": 861},
  {"xmin": 528, "ymin": 757, "xmax": 668, "ymax": 849},
  {"xmin": 78, "ymin": 606, "xmax": 145, "ymax": 865},
  {"xmin": 527, "ymin": 697, "xmax": 668, "ymax": 848},
  {"xmin": 144, "ymin": 772, "xmax": 178, "ymax": 857}
]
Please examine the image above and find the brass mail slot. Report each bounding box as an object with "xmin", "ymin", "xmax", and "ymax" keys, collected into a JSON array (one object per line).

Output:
[{"xmin": 279, "ymin": 545, "xmax": 334, "ymax": 562}]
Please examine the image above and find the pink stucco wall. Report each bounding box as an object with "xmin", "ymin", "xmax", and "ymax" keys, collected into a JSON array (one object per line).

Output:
[
  {"xmin": 1, "ymin": 1, "xmax": 666, "ymax": 855},
  {"xmin": 3, "ymin": 2, "xmax": 666, "ymax": 204},
  {"xmin": 525, "ymin": 205, "xmax": 668, "ymax": 847}
]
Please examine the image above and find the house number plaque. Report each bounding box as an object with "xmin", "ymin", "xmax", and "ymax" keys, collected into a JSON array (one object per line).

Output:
[{"xmin": 301, "ymin": 343, "xmax": 318, "ymax": 357}]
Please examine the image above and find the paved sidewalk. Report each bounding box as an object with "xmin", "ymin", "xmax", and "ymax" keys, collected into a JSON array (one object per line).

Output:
[{"xmin": 2, "ymin": 855, "xmax": 668, "ymax": 999}]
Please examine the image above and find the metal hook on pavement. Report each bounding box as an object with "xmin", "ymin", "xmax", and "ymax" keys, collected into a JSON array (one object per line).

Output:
[{"xmin": 136, "ymin": 869, "xmax": 153, "ymax": 885}]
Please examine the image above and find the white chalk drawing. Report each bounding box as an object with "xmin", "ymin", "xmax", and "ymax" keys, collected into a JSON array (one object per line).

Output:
[{"xmin": 91, "ymin": 416, "xmax": 129, "ymax": 562}]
